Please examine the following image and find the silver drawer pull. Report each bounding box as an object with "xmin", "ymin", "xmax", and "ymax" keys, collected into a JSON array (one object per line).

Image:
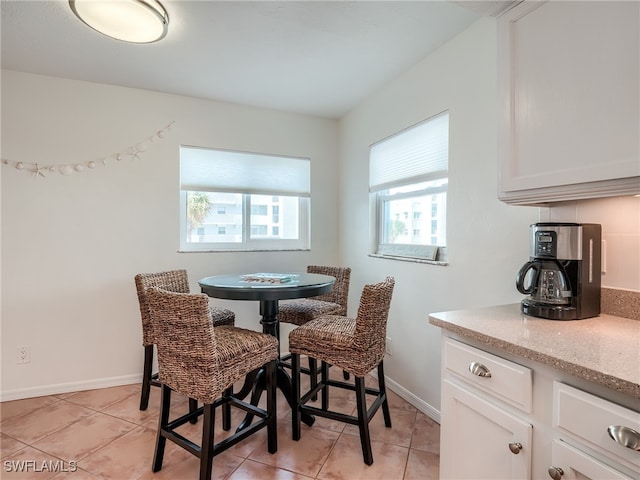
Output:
[
  {"xmin": 607, "ymin": 425, "xmax": 640, "ymax": 451},
  {"xmin": 508, "ymin": 442, "xmax": 523, "ymax": 454},
  {"xmin": 469, "ymin": 362, "xmax": 492, "ymax": 378},
  {"xmin": 547, "ymin": 466, "xmax": 564, "ymax": 480}
]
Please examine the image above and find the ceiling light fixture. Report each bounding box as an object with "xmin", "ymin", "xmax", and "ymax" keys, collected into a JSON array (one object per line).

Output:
[{"xmin": 69, "ymin": 0, "xmax": 169, "ymax": 44}]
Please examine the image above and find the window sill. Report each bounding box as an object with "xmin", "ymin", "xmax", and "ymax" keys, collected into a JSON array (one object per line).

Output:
[
  {"xmin": 368, "ymin": 253, "xmax": 448, "ymax": 266},
  {"xmin": 178, "ymin": 248, "xmax": 311, "ymax": 253}
]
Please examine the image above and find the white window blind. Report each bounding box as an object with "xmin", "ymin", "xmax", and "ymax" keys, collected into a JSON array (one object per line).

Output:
[
  {"xmin": 369, "ymin": 111, "xmax": 449, "ymax": 192},
  {"xmin": 180, "ymin": 146, "xmax": 310, "ymax": 197}
]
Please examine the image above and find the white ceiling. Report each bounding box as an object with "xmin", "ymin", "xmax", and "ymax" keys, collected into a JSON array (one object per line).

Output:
[{"xmin": 0, "ymin": 1, "xmax": 497, "ymax": 119}]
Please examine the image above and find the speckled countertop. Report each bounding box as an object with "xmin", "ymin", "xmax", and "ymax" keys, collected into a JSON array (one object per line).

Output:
[{"xmin": 429, "ymin": 304, "xmax": 640, "ymax": 399}]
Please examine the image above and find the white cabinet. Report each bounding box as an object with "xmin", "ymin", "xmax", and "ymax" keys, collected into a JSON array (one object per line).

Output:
[
  {"xmin": 441, "ymin": 380, "xmax": 532, "ymax": 479},
  {"xmin": 498, "ymin": 0, "xmax": 640, "ymax": 205},
  {"xmin": 549, "ymin": 382, "xmax": 640, "ymax": 480},
  {"xmin": 439, "ymin": 336, "xmax": 640, "ymax": 480},
  {"xmin": 440, "ymin": 338, "xmax": 533, "ymax": 479}
]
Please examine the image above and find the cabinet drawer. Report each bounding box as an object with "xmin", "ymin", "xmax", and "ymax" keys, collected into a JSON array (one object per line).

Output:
[
  {"xmin": 443, "ymin": 338, "xmax": 532, "ymax": 412},
  {"xmin": 551, "ymin": 439, "xmax": 634, "ymax": 480},
  {"xmin": 554, "ymin": 382, "xmax": 640, "ymax": 472}
]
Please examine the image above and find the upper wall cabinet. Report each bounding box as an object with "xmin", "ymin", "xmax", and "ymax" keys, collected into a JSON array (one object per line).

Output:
[{"xmin": 498, "ymin": 1, "xmax": 640, "ymax": 205}]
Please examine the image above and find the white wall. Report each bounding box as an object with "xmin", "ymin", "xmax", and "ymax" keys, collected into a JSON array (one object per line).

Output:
[
  {"xmin": 0, "ymin": 71, "xmax": 339, "ymax": 400},
  {"xmin": 337, "ymin": 18, "xmax": 539, "ymax": 416},
  {"xmin": 544, "ymin": 196, "xmax": 640, "ymax": 291}
]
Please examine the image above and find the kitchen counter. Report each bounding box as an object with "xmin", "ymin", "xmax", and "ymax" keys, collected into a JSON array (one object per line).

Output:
[{"xmin": 429, "ymin": 304, "xmax": 640, "ymax": 399}]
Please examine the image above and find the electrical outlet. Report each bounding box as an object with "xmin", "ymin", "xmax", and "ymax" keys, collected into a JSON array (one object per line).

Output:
[
  {"xmin": 385, "ymin": 337, "xmax": 393, "ymax": 356},
  {"xmin": 17, "ymin": 345, "xmax": 31, "ymax": 364}
]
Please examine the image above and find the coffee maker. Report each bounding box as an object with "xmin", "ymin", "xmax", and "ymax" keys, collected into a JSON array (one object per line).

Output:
[{"xmin": 516, "ymin": 223, "xmax": 601, "ymax": 320}]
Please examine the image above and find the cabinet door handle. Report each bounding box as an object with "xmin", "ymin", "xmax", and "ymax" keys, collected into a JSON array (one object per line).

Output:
[
  {"xmin": 547, "ymin": 466, "xmax": 564, "ymax": 480},
  {"xmin": 508, "ymin": 442, "xmax": 523, "ymax": 454},
  {"xmin": 468, "ymin": 362, "xmax": 492, "ymax": 378},
  {"xmin": 607, "ymin": 425, "xmax": 640, "ymax": 451}
]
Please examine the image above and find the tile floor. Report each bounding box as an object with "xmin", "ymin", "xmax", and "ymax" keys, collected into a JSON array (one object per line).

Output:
[{"xmin": 0, "ymin": 367, "xmax": 440, "ymax": 479}]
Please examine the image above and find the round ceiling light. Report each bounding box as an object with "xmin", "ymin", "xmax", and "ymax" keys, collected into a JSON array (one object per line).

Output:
[{"xmin": 69, "ymin": 0, "xmax": 169, "ymax": 44}]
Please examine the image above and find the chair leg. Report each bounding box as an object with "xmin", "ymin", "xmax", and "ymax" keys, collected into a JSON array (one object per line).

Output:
[
  {"xmin": 355, "ymin": 376, "xmax": 374, "ymax": 465},
  {"xmin": 222, "ymin": 387, "xmax": 232, "ymax": 431},
  {"xmin": 200, "ymin": 403, "xmax": 215, "ymax": 480},
  {"xmin": 189, "ymin": 398, "xmax": 199, "ymax": 424},
  {"xmin": 377, "ymin": 361, "xmax": 392, "ymax": 428},
  {"xmin": 152, "ymin": 384, "xmax": 172, "ymax": 472},
  {"xmin": 140, "ymin": 345, "xmax": 154, "ymax": 410},
  {"xmin": 308, "ymin": 357, "xmax": 318, "ymax": 402},
  {"xmin": 292, "ymin": 353, "xmax": 302, "ymax": 441},
  {"xmin": 321, "ymin": 361, "xmax": 330, "ymax": 411},
  {"xmin": 265, "ymin": 360, "xmax": 277, "ymax": 454}
]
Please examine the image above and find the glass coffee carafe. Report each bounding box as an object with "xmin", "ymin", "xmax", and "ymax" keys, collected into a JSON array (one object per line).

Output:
[{"xmin": 516, "ymin": 259, "xmax": 572, "ymax": 306}]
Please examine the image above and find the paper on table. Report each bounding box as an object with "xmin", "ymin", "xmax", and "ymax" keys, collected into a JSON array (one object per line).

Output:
[{"xmin": 240, "ymin": 273, "xmax": 298, "ymax": 283}]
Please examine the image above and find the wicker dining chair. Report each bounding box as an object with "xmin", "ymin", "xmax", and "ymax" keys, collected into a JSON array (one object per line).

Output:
[
  {"xmin": 134, "ymin": 270, "xmax": 235, "ymax": 412},
  {"xmin": 289, "ymin": 277, "xmax": 395, "ymax": 465},
  {"xmin": 147, "ymin": 287, "xmax": 278, "ymax": 480},
  {"xmin": 279, "ymin": 265, "xmax": 352, "ymax": 391}
]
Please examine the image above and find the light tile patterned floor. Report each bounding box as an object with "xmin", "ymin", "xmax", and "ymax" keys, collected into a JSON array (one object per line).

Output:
[{"xmin": 0, "ymin": 369, "xmax": 439, "ymax": 479}]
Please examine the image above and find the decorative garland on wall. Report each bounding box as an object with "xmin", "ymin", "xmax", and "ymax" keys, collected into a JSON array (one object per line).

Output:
[{"xmin": 1, "ymin": 121, "xmax": 174, "ymax": 178}]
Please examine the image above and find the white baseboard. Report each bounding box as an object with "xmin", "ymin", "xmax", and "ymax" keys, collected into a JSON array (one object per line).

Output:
[
  {"xmin": 387, "ymin": 377, "xmax": 441, "ymax": 424},
  {"xmin": 0, "ymin": 374, "xmax": 142, "ymax": 402},
  {"xmin": 370, "ymin": 370, "xmax": 441, "ymax": 424}
]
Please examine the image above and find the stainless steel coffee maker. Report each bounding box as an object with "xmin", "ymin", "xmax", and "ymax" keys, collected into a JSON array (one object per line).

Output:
[{"xmin": 516, "ymin": 223, "xmax": 601, "ymax": 320}]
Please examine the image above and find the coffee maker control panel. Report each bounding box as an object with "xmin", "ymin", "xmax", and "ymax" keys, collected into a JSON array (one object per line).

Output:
[
  {"xmin": 529, "ymin": 223, "xmax": 585, "ymax": 261},
  {"xmin": 535, "ymin": 231, "xmax": 557, "ymax": 257}
]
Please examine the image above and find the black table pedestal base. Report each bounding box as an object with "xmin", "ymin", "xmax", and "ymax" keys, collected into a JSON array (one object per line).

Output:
[
  {"xmin": 235, "ymin": 299, "xmax": 314, "ymax": 431},
  {"xmin": 235, "ymin": 363, "xmax": 315, "ymax": 432}
]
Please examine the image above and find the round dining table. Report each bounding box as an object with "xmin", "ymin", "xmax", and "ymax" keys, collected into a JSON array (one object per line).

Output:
[{"xmin": 198, "ymin": 272, "xmax": 335, "ymax": 428}]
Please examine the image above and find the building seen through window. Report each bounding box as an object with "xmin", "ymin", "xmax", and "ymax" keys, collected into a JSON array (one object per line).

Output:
[
  {"xmin": 381, "ymin": 180, "xmax": 447, "ymax": 249},
  {"xmin": 180, "ymin": 147, "xmax": 310, "ymax": 252},
  {"xmin": 185, "ymin": 193, "xmax": 299, "ymax": 243}
]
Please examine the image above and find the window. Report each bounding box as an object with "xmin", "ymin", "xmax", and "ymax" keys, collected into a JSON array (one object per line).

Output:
[
  {"xmin": 251, "ymin": 205, "xmax": 268, "ymax": 215},
  {"xmin": 179, "ymin": 147, "xmax": 310, "ymax": 252},
  {"xmin": 369, "ymin": 111, "xmax": 448, "ymax": 262}
]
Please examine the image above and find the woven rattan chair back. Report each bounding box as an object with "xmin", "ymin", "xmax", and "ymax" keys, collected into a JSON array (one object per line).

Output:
[
  {"xmin": 134, "ymin": 269, "xmax": 191, "ymax": 347},
  {"xmin": 146, "ymin": 288, "xmax": 220, "ymax": 403},
  {"xmin": 306, "ymin": 265, "xmax": 351, "ymax": 314},
  {"xmin": 353, "ymin": 276, "xmax": 395, "ymax": 356}
]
